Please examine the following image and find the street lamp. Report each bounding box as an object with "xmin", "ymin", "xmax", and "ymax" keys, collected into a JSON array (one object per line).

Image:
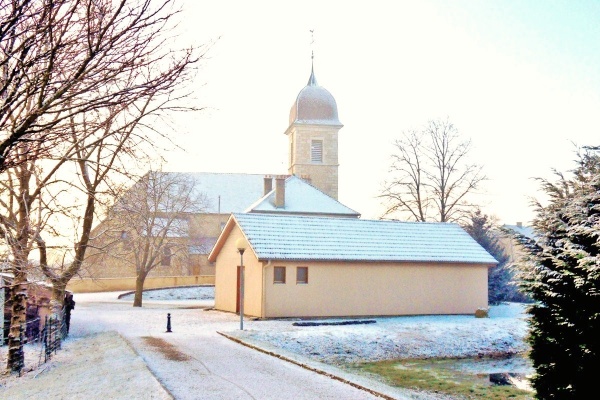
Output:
[{"xmin": 235, "ymin": 238, "xmax": 246, "ymax": 330}]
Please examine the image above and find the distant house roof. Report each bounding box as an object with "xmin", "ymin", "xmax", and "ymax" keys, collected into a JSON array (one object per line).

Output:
[
  {"xmin": 245, "ymin": 175, "xmax": 360, "ymax": 217},
  {"xmin": 209, "ymin": 213, "xmax": 498, "ymax": 265},
  {"xmin": 503, "ymin": 224, "xmax": 536, "ymax": 240}
]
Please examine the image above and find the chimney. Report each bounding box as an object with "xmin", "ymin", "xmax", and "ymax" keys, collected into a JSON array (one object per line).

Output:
[
  {"xmin": 275, "ymin": 175, "xmax": 286, "ymax": 208},
  {"xmin": 263, "ymin": 175, "xmax": 273, "ymax": 196},
  {"xmin": 516, "ymin": 221, "xmax": 522, "ymax": 228}
]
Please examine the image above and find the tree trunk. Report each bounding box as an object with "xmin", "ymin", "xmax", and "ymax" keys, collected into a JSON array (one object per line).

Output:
[
  {"xmin": 7, "ymin": 270, "xmax": 28, "ymax": 373},
  {"xmin": 133, "ymin": 271, "xmax": 148, "ymax": 307},
  {"xmin": 50, "ymin": 281, "xmax": 67, "ymax": 317}
]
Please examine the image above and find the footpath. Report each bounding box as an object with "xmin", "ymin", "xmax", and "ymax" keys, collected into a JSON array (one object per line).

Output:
[
  {"xmin": 0, "ymin": 331, "xmax": 171, "ymax": 399},
  {"xmin": 0, "ymin": 292, "xmax": 412, "ymax": 400}
]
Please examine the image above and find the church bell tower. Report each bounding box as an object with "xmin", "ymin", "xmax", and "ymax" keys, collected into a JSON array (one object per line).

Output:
[{"xmin": 284, "ymin": 60, "xmax": 343, "ymax": 199}]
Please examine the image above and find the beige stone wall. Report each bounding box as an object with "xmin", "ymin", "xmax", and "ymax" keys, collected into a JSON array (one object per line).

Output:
[
  {"xmin": 215, "ymin": 234, "xmax": 489, "ymax": 318},
  {"xmin": 214, "ymin": 226, "xmax": 264, "ymax": 316},
  {"xmin": 190, "ymin": 213, "xmax": 228, "ymax": 238},
  {"xmin": 85, "ymin": 212, "xmax": 226, "ymax": 279},
  {"xmin": 262, "ymin": 261, "xmax": 488, "ymax": 318},
  {"xmin": 67, "ymin": 275, "xmax": 215, "ymax": 293},
  {"xmin": 288, "ymin": 125, "xmax": 340, "ymax": 199}
]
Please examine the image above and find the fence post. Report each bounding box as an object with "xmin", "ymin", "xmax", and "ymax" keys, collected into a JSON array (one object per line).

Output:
[{"xmin": 44, "ymin": 315, "xmax": 49, "ymax": 363}]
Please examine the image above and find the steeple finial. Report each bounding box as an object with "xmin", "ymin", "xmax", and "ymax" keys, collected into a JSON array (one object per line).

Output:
[{"xmin": 308, "ymin": 29, "xmax": 318, "ymax": 86}]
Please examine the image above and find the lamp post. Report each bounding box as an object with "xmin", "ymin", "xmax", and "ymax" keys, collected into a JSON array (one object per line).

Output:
[{"xmin": 235, "ymin": 238, "xmax": 246, "ymax": 330}]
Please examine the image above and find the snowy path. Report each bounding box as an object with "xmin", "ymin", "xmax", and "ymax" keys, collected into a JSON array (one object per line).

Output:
[{"xmin": 68, "ymin": 292, "xmax": 400, "ymax": 400}]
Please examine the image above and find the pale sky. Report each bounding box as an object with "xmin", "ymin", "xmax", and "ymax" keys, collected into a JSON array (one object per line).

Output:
[{"xmin": 163, "ymin": 0, "xmax": 600, "ymax": 225}]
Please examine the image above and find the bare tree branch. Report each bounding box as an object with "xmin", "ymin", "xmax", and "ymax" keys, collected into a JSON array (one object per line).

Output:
[
  {"xmin": 0, "ymin": 0, "xmax": 203, "ymax": 372},
  {"xmin": 380, "ymin": 118, "xmax": 487, "ymax": 223},
  {"xmin": 0, "ymin": 0, "xmax": 201, "ymax": 172},
  {"xmin": 88, "ymin": 170, "xmax": 208, "ymax": 307}
]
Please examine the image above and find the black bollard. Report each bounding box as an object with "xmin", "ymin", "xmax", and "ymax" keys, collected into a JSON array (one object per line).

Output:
[{"xmin": 166, "ymin": 313, "xmax": 172, "ymax": 333}]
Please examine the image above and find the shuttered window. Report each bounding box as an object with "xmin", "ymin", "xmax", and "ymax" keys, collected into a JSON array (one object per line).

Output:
[
  {"xmin": 296, "ymin": 267, "xmax": 308, "ymax": 284},
  {"xmin": 311, "ymin": 140, "xmax": 323, "ymax": 163},
  {"xmin": 274, "ymin": 266, "xmax": 286, "ymax": 284}
]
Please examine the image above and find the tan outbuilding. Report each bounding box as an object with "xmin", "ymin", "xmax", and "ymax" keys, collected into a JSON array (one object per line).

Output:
[{"xmin": 208, "ymin": 213, "xmax": 498, "ymax": 318}]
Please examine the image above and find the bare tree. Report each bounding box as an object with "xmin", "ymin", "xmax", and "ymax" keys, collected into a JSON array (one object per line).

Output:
[
  {"xmin": 0, "ymin": 0, "xmax": 202, "ymax": 372},
  {"xmin": 97, "ymin": 171, "xmax": 207, "ymax": 307},
  {"xmin": 0, "ymin": 143, "xmax": 75, "ymax": 371},
  {"xmin": 0, "ymin": 100, "xmax": 149, "ymax": 372},
  {"xmin": 380, "ymin": 118, "xmax": 486, "ymax": 222},
  {"xmin": 36, "ymin": 98, "xmax": 156, "ymax": 316},
  {"xmin": 0, "ymin": 0, "xmax": 198, "ymax": 172}
]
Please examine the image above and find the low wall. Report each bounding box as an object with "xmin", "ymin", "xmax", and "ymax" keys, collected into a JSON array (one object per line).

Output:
[{"xmin": 66, "ymin": 275, "xmax": 215, "ymax": 293}]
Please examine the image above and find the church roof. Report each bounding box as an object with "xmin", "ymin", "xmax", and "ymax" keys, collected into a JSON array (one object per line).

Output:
[
  {"xmin": 244, "ymin": 175, "xmax": 360, "ymax": 217},
  {"xmin": 120, "ymin": 172, "xmax": 358, "ymax": 217},
  {"xmin": 288, "ymin": 66, "xmax": 342, "ymax": 127},
  {"xmin": 209, "ymin": 213, "xmax": 498, "ymax": 265},
  {"xmin": 148, "ymin": 172, "xmax": 268, "ymax": 214}
]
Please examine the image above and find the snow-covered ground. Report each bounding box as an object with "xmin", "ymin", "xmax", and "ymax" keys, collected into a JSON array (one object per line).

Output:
[
  {"xmin": 118, "ymin": 285, "xmax": 215, "ymax": 301},
  {"xmin": 115, "ymin": 286, "xmax": 530, "ymax": 365},
  {"xmin": 0, "ymin": 332, "xmax": 171, "ymax": 399},
  {"xmin": 228, "ymin": 302, "xmax": 530, "ymax": 365},
  {"xmin": 0, "ymin": 287, "xmax": 533, "ymax": 399}
]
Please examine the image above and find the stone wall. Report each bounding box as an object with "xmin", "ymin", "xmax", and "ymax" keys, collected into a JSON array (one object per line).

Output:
[{"xmin": 66, "ymin": 275, "xmax": 215, "ymax": 293}]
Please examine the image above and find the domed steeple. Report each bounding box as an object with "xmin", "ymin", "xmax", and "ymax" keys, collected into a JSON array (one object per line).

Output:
[
  {"xmin": 284, "ymin": 59, "xmax": 343, "ymax": 200},
  {"xmin": 288, "ymin": 63, "xmax": 342, "ymax": 127}
]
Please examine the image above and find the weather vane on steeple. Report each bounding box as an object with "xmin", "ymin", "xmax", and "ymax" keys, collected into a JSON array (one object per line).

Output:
[
  {"xmin": 310, "ymin": 29, "xmax": 315, "ymax": 59},
  {"xmin": 308, "ymin": 29, "xmax": 317, "ymax": 86}
]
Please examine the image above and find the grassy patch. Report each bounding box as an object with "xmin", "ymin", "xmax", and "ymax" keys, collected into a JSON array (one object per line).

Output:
[{"xmin": 351, "ymin": 359, "xmax": 534, "ymax": 400}]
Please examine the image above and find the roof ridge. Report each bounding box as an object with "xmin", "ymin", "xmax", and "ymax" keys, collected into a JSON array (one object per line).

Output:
[
  {"xmin": 229, "ymin": 213, "xmax": 497, "ymax": 264},
  {"xmin": 236, "ymin": 212, "xmax": 458, "ymax": 226},
  {"xmin": 154, "ymin": 171, "xmax": 279, "ymax": 177}
]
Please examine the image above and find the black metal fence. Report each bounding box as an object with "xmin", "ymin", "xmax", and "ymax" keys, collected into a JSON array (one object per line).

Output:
[
  {"xmin": 42, "ymin": 313, "xmax": 65, "ymax": 363},
  {"xmin": 5, "ymin": 311, "xmax": 69, "ymax": 375}
]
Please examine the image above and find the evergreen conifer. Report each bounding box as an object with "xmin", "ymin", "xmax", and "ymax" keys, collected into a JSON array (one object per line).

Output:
[{"xmin": 513, "ymin": 147, "xmax": 600, "ymax": 398}]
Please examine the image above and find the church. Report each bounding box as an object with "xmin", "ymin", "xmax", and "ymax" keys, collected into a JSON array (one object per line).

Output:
[
  {"xmin": 207, "ymin": 65, "xmax": 496, "ymax": 318},
  {"xmin": 74, "ymin": 62, "xmax": 360, "ymax": 290},
  {"xmin": 74, "ymin": 62, "xmax": 495, "ymax": 319}
]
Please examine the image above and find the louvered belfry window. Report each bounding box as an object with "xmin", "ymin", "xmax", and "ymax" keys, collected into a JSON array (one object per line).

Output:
[{"xmin": 311, "ymin": 140, "xmax": 323, "ymax": 163}]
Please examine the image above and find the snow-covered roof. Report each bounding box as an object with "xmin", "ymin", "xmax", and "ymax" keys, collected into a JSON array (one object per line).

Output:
[
  {"xmin": 245, "ymin": 175, "xmax": 360, "ymax": 217},
  {"xmin": 503, "ymin": 224, "xmax": 536, "ymax": 240},
  {"xmin": 210, "ymin": 213, "xmax": 498, "ymax": 264},
  {"xmin": 153, "ymin": 172, "xmax": 269, "ymax": 214}
]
